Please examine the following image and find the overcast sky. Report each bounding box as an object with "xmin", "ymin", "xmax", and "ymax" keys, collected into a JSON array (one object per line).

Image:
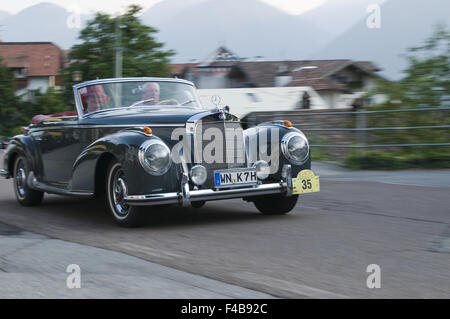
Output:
[{"xmin": 0, "ymin": 0, "xmax": 327, "ymax": 15}]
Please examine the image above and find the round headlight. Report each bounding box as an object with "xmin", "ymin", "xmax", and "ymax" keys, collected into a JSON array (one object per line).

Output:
[
  {"xmin": 138, "ymin": 139, "xmax": 171, "ymax": 175},
  {"xmin": 253, "ymin": 160, "xmax": 270, "ymax": 180},
  {"xmin": 190, "ymin": 165, "xmax": 207, "ymax": 185},
  {"xmin": 281, "ymin": 132, "xmax": 309, "ymax": 165}
]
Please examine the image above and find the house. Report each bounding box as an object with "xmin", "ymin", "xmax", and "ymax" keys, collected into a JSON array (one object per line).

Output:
[
  {"xmin": 170, "ymin": 47, "xmax": 386, "ymax": 108},
  {"xmin": 197, "ymin": 86, "xmax": 327, "ymax": 120},
  {"xmin": 0, "ymin": 42, "xmax": 63, "ymax": 99}
]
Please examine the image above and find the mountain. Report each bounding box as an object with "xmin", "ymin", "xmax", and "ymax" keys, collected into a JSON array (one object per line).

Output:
[
  {"xmin": 312, "ymin": 0, "xmax": 450, "ymax": 80},
  {"xmin": 0, "ymin": 10, "xmax": 10, "ymax": 21},
  {"xmin": 0, "ymin": 3, "xmax": 86, "ymax": 49},
  {"xmin": 140, "ymin": 0, "xmax": 333, "ymax": 62},
  {"xmin": 300, "ymin": 0, "xmax": 387, "ymax": 36}
]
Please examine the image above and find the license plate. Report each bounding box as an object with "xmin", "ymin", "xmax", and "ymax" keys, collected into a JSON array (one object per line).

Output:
[
  {"xmin": 293, "ymin": 170, "xmax": 320, "ymax": 195},
  {"xmin": 214, "ymin": 168, "xmax": 257, "ymax": 188}
]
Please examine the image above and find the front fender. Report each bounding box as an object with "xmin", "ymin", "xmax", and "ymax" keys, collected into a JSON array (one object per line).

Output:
[
  {"xmin": 70, "ymin": 130, "xmax": 183, "ymax": 195},
  {"xmin": 244, "ymin": 123, "xmax": 310, "ymax": 180}
]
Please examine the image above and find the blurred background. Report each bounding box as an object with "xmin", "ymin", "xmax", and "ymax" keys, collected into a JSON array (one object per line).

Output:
[{"xmin": 0, "ymin": 0, "xmax": 449, "ymax": 168}]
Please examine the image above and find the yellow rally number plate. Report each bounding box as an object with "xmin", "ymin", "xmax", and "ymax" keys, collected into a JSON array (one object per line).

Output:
[{"xmin": 293, "ymin": 170, "xmax": 320, "ymax": 195}]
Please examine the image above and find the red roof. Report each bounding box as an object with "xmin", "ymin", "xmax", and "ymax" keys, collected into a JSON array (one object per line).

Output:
[
  {"xmin": 0, "ymin": 42, "xmax": 63, "ymax": 76},
  {"xmin": 170, "ymin": 63, "xmax": 198, "ymax": 75}
]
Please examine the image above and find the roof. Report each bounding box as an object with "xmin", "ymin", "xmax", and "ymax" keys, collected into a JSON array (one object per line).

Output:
[
  {"xmin": 0, "ymin": 42, "xmax": 63, "ymax": 76},
  {"xmin": 286, "ymin": 78, "xmax": 349, "ymax": 91},
  {"xmin": 234, "ymin": 59, "xmax": 383, "ymax": 89},
  {"xmin": 197, "ymin": 46, "xmax": 241, "ymax": 67},
  {"xmin": 170, "ymin": 63, "xmax": 198, "ymax": 75}
]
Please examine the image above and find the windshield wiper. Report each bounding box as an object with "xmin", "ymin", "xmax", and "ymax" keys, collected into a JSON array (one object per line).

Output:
[
  {"xmin": 178, "ymin": 99, "xmax": 197, "ymax": 106},
  {"xmin": 129, "ymin": 98, "xmax": 156, "ymax": 107}
]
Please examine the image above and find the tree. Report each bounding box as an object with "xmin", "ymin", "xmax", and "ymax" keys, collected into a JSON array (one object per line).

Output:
[
  {"xmin": 352, "ymin": 25, "xmax": 450, "ymax": 169},
  {"xmin": 63, "ymin": 5, "xmax": 174, "ymax": 103},
  {"xmin": 370, "ymin": 23, "xmax": 450, "ymax": 107},
  {"xmin": 0, "ymin": 57, "xmax": 22, "ymax": 137}
]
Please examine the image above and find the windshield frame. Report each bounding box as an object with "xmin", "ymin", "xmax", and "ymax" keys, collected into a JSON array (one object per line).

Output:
[{"xmin": 73, "ymin": 77, "xmax": 201, "ymax": 119}]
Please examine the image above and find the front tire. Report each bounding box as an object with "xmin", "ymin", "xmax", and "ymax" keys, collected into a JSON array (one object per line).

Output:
[
  {"xmin": 253, "ymin": 194, "xmax": 298, "ymax": 215},
  {"xmin": 13, "ymin": 155, "xmax": 44, "ymax": 206},
  {"xmin": 106, "ymin": 160, "xmax": 145, "ymax": 227}
]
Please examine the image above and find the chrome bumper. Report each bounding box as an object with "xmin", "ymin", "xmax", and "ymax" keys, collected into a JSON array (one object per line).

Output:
[
  {"xmin": 125, "ymin": 165, "xmax": 293, "ymax": 207},
  {"xmin": 0, "ymin": 168, "xmax": 9, "ymax": 178}
]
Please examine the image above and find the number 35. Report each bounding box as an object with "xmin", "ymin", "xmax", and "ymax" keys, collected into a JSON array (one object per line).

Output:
[{"xmin": 302, "ymin": 179, "xmax": 312, "ymax": 190}]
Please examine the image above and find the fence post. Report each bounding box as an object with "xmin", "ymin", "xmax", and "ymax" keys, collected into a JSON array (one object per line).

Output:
[{"xmin": 356, "ymin": 110, "xmax": 367, "ymax": 156}]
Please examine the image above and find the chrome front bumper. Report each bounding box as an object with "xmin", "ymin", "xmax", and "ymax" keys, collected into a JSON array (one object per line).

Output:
[
  {"xmin": 124, "ymin": 164, "xmax": 294, "ymax": 207},
  {"xmin": 0, "ymin": 168, "xmax": 9, "ymax": 178}
]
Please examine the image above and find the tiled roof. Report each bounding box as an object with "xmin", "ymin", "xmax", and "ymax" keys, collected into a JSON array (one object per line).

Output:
[
  {"xmin": 170, "ymin": 63, "xmax": 198, "ymax": 75},
  {"xmin": 235, "ymin": 59, "xmax": 383, "ymax": 89},
  {"xmin": 233, "ymin": 60, "xmax": 353, "ymax": 87},
  {"xmin": 0, "ymin": 42, "xmax": 63, "ymax": 76},
  {"xmin": 286, "ymin": 78, "xmax": 349, "ymax": 91}
]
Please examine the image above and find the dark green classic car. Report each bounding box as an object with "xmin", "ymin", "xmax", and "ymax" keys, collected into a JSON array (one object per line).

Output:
[{"xmin": 0, "ymin": 78, "xmax": 316, "ymax": 227}]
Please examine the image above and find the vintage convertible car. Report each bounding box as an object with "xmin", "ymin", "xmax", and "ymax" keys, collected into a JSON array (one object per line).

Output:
[{"xmin": 0, "ymin": 78, "xmax": 319, "ymax": 227}]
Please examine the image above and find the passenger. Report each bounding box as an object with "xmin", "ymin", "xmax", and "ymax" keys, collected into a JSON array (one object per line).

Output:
[
  {"xmin": 82, "ymin": 85, "xmax": 111, "ymax": 113},
  {"xmin": 31, "ymin": 85, "xmax": 110, "ymax": 125}
]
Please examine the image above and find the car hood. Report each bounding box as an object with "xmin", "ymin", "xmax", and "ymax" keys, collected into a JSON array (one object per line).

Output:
[{"xmin": 79, "ymin": 107, "xmax": 208, "ymax": 126}]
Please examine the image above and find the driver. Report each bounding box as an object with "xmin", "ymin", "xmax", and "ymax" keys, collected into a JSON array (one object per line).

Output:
[
  {"xmin": 139, "ymin": 82, "xmax": 178, "ymax": 106},
  {"xmin": 141, "ymin": 82, "xmax": 160, "ymax": 104}
]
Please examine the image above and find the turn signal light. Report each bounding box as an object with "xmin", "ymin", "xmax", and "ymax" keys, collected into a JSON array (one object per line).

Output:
[
  {"xmin": 283, "ymin": 120, "xmax": 293, "ymax": 128},
  {"xmin": 143, "ymin": 127, "xmax": 152, "ymax": 135}
]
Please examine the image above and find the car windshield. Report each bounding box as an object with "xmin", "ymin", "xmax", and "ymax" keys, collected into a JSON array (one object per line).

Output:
[{"xmin": 77, "ymin": 80, "xmax": 202, "ymax": 114}]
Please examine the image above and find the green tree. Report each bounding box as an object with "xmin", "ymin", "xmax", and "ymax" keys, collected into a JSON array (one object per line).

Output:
[
  {"xmin": 63, "ymin": 5, "xmax": 174, "ymax": 103},
  {"xmin": 351, "ymin": 24, "xmax": 450, "ymax": 169},
  {"xmin": 0, "ymin": 57, "xmax": 23, "ymax": 137},
  {"xmin": 21, "ymin": 87, "xmax": 68, "ymax": 121},
  {"xmin": 370, "ymin": 23, "xmax": 450, "ymax": 107}
]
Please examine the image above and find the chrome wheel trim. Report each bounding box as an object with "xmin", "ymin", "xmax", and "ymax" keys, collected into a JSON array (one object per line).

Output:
[
  {"xmin": 14, "ymin": 159, "xmax": 27, "ymax": 200},
  {"xmin": 109, "ymin": 163, "xmax": 130, "ymax": 220}
]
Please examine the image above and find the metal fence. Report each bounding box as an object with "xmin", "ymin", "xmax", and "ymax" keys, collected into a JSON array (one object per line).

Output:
[{"xmin": 246, "ymin": 107, "xmax": 450, "ymax": 149}]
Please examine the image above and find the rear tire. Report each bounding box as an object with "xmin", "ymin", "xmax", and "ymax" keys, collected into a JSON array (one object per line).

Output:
[
  {"xmin": 253, "ymin": 194, "xmax": 298, "ymax": 215},
  {"xmin": 106, "ymin": 160, "xmax": 145, "ymax": 227},
  {"xmin": 13, "ymin": 155, "xmax": 44, "ymax": 206},
  {"xmin": 191, "ymin": 201, "xmax": 205, "ymax": 209}
]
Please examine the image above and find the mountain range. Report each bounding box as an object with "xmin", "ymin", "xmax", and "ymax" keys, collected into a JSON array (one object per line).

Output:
[{"xmin": 0, "ymin": 0, "xmax": 448, "ymax": 79}]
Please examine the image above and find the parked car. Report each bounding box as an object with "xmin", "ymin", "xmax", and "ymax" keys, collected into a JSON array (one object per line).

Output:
[
  {"xmin": 0, "ymin": 78, "xmax": 319, "ymax": 227},
  {"xmin": 0, "ymin": 137, "xmax": 11, "ymax": 150}
]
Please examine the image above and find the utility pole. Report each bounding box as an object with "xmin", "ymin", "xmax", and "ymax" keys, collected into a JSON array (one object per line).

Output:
[{"xmin": 114, "ymin": 15, "xmax": 122, "ymax": 78}]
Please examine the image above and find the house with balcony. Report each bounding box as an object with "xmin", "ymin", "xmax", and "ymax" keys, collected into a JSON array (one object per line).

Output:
[{"xmin": 171, "ymin": 47, "xmax": 386, "ymax": 109}]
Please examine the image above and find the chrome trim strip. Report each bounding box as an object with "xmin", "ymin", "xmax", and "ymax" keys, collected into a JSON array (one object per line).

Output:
[
  {"xmin": 73, "ymin": 77, "xmax": 195, "ymax": 90},
  {"xmin": 124, "ymin": 182, "xmax": 286, "ymax": 206},
  {"xmin": 29, "ymin": 123, "xmax": 185, "ymax": 131}
]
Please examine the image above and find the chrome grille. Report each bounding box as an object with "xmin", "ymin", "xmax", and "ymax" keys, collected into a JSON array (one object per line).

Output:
[{"xmin": 194, "ymin": 121, "xmax": 246, "ymax": 170}]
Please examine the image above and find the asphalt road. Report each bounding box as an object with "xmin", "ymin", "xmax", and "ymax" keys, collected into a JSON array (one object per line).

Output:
[{"xmin": 0, "ymin": 161, "xmax": 449, "ymax": 298}]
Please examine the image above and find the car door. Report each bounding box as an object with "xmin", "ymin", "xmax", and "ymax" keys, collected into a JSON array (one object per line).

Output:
[{"xmin": 34, "ymin": 118, "xmax": 84, "ymax": 184}]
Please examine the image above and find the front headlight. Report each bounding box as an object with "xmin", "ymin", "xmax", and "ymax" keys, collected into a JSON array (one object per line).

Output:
[
  {"xmin": 138, "ymin": 139, "xmax": 171, "ymax": 175},
  {"xmin": 281, "ymin": 132, "xmax": 309, "ymax": 165}
]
